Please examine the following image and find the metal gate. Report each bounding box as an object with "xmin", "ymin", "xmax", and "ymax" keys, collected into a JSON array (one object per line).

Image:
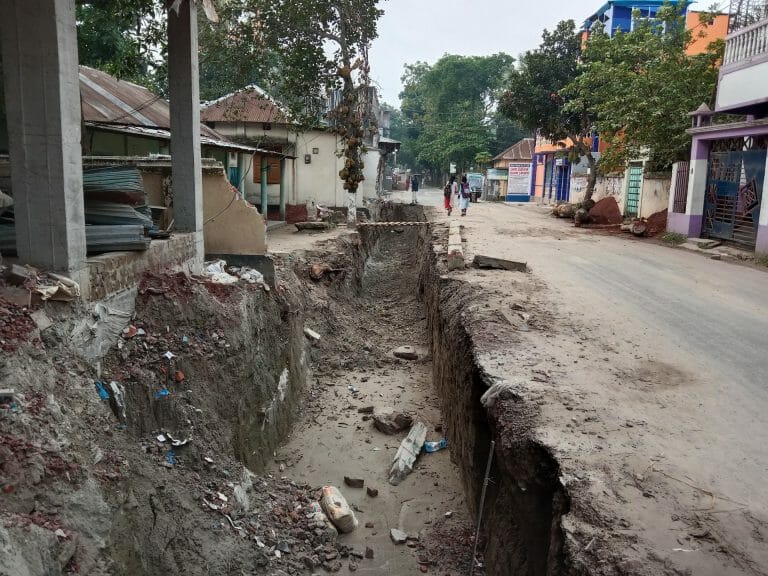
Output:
[
  {"xmin": 672, "ymin": 160, "xmax": 690, "ymax": 213},
  {"xmin": 703, "ymin": 148, "xmax": 765, "ymax": 247},
  {"xmin": 625, "ymin": 164, "xmax": 642, "ymax": 217}
]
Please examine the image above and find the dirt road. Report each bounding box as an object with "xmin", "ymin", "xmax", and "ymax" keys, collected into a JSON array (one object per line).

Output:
[{"xmin": 407, "ymin": 188, "xmax": 768, "ymax": 575}]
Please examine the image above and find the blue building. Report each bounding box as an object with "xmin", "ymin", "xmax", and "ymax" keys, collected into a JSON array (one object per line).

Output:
[{"xmin": 583, "ymin": 0, "xmax": 692, "ymax": 36}]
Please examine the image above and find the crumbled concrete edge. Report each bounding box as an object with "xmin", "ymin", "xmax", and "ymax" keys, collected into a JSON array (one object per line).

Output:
[{"xmin": 446, "ymin": 222, "xmax": 465, "ymax": 271}]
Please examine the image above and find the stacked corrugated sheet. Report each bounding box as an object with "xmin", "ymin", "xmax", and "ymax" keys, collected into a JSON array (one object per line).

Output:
[
  {"xmin": 0, "ymin": 225, "xmax": 149, "ymax": 254},
  {"xmin": 0, "ymin": 166, "xmax": 154, "ymax": 255},
  {"xmin": 82, "ymin": 165, "xmax": 152, "ymax": 252},
  {"xmin": 83, "ymin": 166, "xmax": 146, "ymax": 205}
]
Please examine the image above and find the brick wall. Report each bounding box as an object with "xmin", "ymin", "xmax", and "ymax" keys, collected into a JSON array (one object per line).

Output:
[{"xmin": 88, "ymin": 233, "xmax": 202, "ymax": 301}]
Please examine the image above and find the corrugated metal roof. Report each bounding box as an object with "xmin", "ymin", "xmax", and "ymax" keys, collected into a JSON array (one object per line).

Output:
[
  {"xmin": 84, "ymin": 122, "xmax": 287, "ymax": 155},
  {"xmin": 492, "ymin": 138, "xmax": 535, "ymax": 162},
  {"xmin": 79, "ymin": 66, "xmax": 227, "ymax": 142},
  {"xmin": 201, "ymin": 86, "xmax": 287, "ymax": 123}
]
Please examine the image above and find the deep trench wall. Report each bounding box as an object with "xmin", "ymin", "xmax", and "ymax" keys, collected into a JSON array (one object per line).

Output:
[
  {"xmin": 417, "ymin": 225, "xmax": 572, "ymax": 576},
  {"xmin": 120, "ymin": 279, "xmax": 308, "ymax": 473}
]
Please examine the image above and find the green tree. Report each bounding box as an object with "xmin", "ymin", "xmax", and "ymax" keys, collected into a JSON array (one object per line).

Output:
[
  {"xmin": 255, "ymin": 0, "xmax": 383, "ymax": 225},
  {"xmin": 400, "ymin": 54, "xmax": 514, "ymax": 176},
  {"xmin": 197, "ymin": 1, "xmax": 277, "ymax": 102},
  {"xmin": 76, "ymin": 0, "xmax": 166, "ymax": 92},
  {"xmin": 499, "ymin": 20, "xmax": 599, "ymax": 201},
  {"xmin": 489, "ymin": 112, "xmax": 527, "ymax": 157},
  {"xmin": 565, "ymin": 3, "xmax": 722, "ymax": 172}
]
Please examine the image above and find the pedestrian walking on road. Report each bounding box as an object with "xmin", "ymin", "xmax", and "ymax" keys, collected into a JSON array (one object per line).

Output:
[
  {"xmin": 459, "ymin": 175, "xmax": 470, "ymax": 216},
  {"xmin": 444, "ymin": 175, "xmax": 456, "ymax": 216},
  {"xmin": 411, "ymin": 174, "xmax": 419, "ymax": 205}
]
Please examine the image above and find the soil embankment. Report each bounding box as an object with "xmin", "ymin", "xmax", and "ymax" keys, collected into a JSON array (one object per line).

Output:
[{"xmin": 418, "ymin": 219, "xmax": 571, "ymax": 576}]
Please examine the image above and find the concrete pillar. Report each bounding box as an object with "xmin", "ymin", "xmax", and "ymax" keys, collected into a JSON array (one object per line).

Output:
[
  {"xmin": 260, "ymin": 155, "xmax": 268, "ymax": 221},
  {"xmin": 755, "ymin": 151, "xmax": 768, "ymax": 253},
  {"xmin": 668, "ymin": 138, "xmax": 709, "ymax": 236},
  {"xmin": 0, "ymin": 0, "xmax": 87, "ymax": 287},
  {"xmin": 279, "ymin": 157, "xmax": 287, "ymax": 221},
  {"xmin": 168, "ymin": 0, "xmax": 203, "ymax": 258},
  {"xmin": 685, "ymin": 138, "xmax": 710, "ymax": 237}
]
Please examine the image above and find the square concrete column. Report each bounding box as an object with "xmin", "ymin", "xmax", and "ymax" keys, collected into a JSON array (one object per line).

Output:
[
  {"xmin": 667, "ymin": 137, "xmax": 710, "ymax": 238},
  {"xmin": 0, "ymin": 0, "xmax": 87, "ymax": 286},
  {"xmin": 168, "ymin": 0, "xmax": 204, "ymax": 262},
  {"xmin": 279, "ymin": 157, "xmax": 287, "ymax": 221}
]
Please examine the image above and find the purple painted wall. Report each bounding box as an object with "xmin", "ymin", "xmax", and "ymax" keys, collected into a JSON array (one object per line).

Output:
[
  {"xmin": 667, "ymin": 212, "xmax": 690, "ymax": 235},
  {"xmin": 756, "ymin": 225, "xmax": 768, "ymax": 253}
]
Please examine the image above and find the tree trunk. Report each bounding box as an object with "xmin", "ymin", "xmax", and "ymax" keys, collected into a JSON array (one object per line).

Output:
[{"xmin": 347, "ymin": 191, "xmax": 357, "ymax": 226}]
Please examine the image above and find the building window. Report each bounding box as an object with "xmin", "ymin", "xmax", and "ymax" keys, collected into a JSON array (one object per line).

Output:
[{"xmin": 253, "ymin": 154, "xmax": 281, "ymax": 184}]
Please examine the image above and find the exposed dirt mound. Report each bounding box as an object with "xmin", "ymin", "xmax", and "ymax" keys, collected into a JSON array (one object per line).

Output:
[
  {"xmin": 588, "ymin": 197, "xmax": 622, "ymax": 225},
  {"xmin": 644, "ymin": 208, "xmax": 668, "ymax": 237}
]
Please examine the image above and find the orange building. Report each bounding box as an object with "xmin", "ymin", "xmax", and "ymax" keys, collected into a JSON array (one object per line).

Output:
[{"xmin": 686, "ymin": 11, "xmax": 730, "ymax": 56}]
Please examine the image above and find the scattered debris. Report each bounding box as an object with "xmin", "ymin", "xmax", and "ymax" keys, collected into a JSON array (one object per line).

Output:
[
  {"xmin": 472, "ymin": 254, "xmax": 527, "ymax": 272},
  {"xmin": 29, "ymin": 309, "xmax": 53, "ymax": 332},
  {"xmin": 296, "ymin": 221, "xmax": 332, "ymax": 232},
  {"xmin": 94, "ymin": 381, "xmax": 110, "ymax": 400},
  {"xmin": 365, "ymin": 546, "xmax": 374, "ymax": 559},
  {"xmin": 424, "ymin": 438, "xmax": 448, "ymax": 453},
  {"xmin": 204, "ymin": 260, "xmax": 239, "ymax": 284},
  {"xmin": 320, "ymin": 486, "xmax": 358, "ymax": 533},
  {"xmin": 344, "ymin": 476, "xmax": 365, "ymax": 489},
  {"xmin": 631, "ymin": 220, "xmax": 648, "ymax": 237},
  {"xmin": 357, "ymin": 405, "xmax": 374, "ymax": 414},
  {"xmin": 393, "ymin": 345, "xmax": 419, "ymax": 360},
  {"xmin": 389, "ymin": 421, "xmax": 428, "ymax": 485},
  {"xmin": 304, "ymin": 327, "xmax": 321, "ymax": 341},
  {"xmin": 366, "ymin": 487, "xmax": 378, "ymax": 498},
  {"xmin": 373, "ymin": 411, "xmax": 413, "ymax": 435},
  {"xmin": 390, "ymin": 528, "xmax": 408, "ymax": 544}
]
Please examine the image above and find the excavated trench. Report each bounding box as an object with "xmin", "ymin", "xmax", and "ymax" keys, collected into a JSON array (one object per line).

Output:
[
  {"xmin": 403, "ymin": 204, "xmax": 571, "ymax": 576},
  {"xmin": 359, "ymin": 202, "xmax": 571, "ymax": 576},
  {"xmin": 0, "ymin": 202, "xmax": 569, "ymax": 576}
]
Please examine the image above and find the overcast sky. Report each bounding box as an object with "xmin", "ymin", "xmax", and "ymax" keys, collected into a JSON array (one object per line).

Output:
[{"xmin": 368, "ymin": 0, "xmax": 704, "ymax": 106}]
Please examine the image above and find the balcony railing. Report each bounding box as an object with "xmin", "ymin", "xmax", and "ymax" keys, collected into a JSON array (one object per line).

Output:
[{"xmin": 723, "ymin": 17, "xmax": 768, "ymax": 66}]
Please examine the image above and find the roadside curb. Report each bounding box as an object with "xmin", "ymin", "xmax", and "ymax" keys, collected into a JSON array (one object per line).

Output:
[{"xmin": 446, "ymin": 222, "xmax": 465, "ymax": 271}]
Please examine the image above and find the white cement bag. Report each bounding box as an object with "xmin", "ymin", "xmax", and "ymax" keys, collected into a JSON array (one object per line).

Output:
[{"xmin": 320, "ymin": 486, "xmax": 358, "ymax": 533}]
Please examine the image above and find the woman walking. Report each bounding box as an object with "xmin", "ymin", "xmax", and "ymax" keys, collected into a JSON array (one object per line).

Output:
[
  {"xmin": 459, "ymin": 175, "xmax": 470, "ymax": 216},
  {"xmin": 444, "ymin": 175, "xmax": 456, "ymax": 216}
]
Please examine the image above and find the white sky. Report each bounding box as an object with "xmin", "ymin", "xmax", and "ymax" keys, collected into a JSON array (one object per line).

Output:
[{"xmin": 368, "ymin": 0, "xmax": 704, "ymax": 105}]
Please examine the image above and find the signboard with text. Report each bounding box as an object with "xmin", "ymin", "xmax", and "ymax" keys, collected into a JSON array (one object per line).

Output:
[{"xmin": 507, "ymin": 162, "xmax": 532, "ymax": 198}]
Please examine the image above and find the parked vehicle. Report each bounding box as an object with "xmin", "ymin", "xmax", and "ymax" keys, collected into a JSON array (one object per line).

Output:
[{"xmin": 467, "ymin": 172, "xmax": 484, "ymax": 202}]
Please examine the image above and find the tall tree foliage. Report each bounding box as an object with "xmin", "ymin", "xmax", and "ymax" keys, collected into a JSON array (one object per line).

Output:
[
  {"xmin": 76, "ymin": 0, "xmax": 166, "ymax": 92},
  {"xmin": 400, "ymin": 54, "xmax": 514, "ymax": 175},
  {"xmin": 565, "ymin": 3, "xmax": 722, "ymax": 172},
  {"xmin": 499, "ymin": 20, "xmax": 599, "ymax": 201},
  {"xmin": 197, "ymin": 1, "xmax": 277, "ymax": 103},
  {"xmin": 255, "ymin": 0, "xmax": 383, "ymax": 224}
]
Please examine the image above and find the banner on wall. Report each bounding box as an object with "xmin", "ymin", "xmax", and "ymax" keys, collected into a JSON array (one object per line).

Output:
[{"xmin": 507, "ymin": 162, "xmax": 532, "ymax": 197}]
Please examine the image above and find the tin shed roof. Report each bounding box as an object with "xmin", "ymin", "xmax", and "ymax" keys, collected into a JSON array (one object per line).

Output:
[
  {"xmin": 201, "ymin": 86, "xmax": 287, "ymax": 124},
  {"xmin": 79, "ymin": 66, "xmax": 225, "ymax": 142},
  {"xmin": 492, "ymin": 138, "xmax": 535, "ymax": 162}
]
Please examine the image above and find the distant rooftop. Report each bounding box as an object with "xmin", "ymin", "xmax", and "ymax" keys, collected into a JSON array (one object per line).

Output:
[{"xmin": 583, "ymin": 0, "xmax": 693, "ymax": 31}]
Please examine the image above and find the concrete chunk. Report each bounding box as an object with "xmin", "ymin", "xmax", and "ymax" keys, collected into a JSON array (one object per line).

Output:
[
  {"xmin": 472, "ymin": 254, "xmax": 527, "ymax": 272},
  {"xmin": 390, "ymin": 528, "xmax": 408, "ymax": 544},
  {"xmin": 388, "ymin": 421, "xmax": 427, "ymax": 485},
  {"xmin": 295, "ymin": 221, "xmax": 331, "ymax": 231}
]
